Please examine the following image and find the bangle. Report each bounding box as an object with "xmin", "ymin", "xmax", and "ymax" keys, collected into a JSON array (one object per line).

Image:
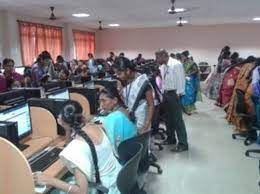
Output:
[{"xmin": 67, "ymin": 185, "xmax": 72, "ymax": 194}]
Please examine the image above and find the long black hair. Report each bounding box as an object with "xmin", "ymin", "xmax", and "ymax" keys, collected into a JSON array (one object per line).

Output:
[
  {"xmin": 113, "ymin": 57, "xmax": 136, "ymax": 72},
  {"xmin": 99, "ymin": 85, "xmax": 127, "ymax": 109},
  {"xmin": 60, "ymin": 100, "xmax": 102, "ymax": 193}
]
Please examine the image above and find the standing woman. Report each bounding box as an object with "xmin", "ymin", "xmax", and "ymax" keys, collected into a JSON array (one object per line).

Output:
[
  {"xmin": 113, "ymin": 57, "xmax": 154, "ymax": 134},
  {"xmin": 180, "ymin": 51, "xmax": 202, "ymax": 115}
]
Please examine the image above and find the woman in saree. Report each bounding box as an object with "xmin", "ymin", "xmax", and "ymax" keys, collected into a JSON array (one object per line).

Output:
[
  {"xmin": 226, "ymin": 56, "xmax": 257, "ymax": 131},
  {"xmin": 113, "ymin": 57, "xmax": 154, "ymax": 134},
  {"xmin": 216, "ymin": 62, "xmax": 244, "ymax": 108},
  {"xmin": 252, "ymin": 61, "xmax": 260, "ymax": 144},
  {"xmin": 204, "ymin": 52, "xmax": 232, "ymax": 100},
  {"xmin": 180, "ymin": 52, "xmax": 202, "ymax": 115},
  {"xmin": 33, "ymin": 100, "xmax": 121, "ymax": 194}
]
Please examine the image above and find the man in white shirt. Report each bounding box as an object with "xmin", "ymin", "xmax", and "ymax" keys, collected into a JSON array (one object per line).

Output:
[{"xmin": 156, "ymin": 49, "xmax": 188, "ymax": 152}]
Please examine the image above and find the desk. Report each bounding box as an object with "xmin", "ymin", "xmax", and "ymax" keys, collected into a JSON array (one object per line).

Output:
[
  {"xmin": 23, "ymin": 135, "xmax": 67, "ymax": 194},
  {"xmin": 0, "ymin": 106, "xmax": 69, "ymax": 194}
]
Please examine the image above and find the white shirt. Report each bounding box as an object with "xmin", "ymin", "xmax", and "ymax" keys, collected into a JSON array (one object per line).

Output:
[{"xmin": 159, "ymin": 57, "xmax": 186, "ymax": 95}]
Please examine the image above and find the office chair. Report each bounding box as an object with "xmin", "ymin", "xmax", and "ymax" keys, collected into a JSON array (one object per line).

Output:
[
  {"xmin": 90, "ymin": 143, "xmax": 143, "ymax": 194},
  {"xmin": 117, "ymin": 143, "xmax": 143, "ymax": 194},
  {"xmin": 232, "ymin": 89, "xmax": 258, "ymax": 146},
  {"xmin": 121, "ymin": 131, "xmax": 163, "ymax": 175},
  {"xmin": 151, "ymin": 104, "xmax": 165, "ymax": 151}
]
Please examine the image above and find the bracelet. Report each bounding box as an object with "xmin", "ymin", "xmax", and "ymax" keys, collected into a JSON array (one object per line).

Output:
[{"xmin": 67, "ymin": 185, "xmax": 72, "ymax": 194}]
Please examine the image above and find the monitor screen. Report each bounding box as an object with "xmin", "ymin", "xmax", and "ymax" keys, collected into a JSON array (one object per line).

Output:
[
  {"xmin": 47, "ymin": 89, "xmax": 70, "ymax": 100},
  {"xmin": 0, "ymin": 103, "xmax": 32, "ymax": 140},
  {"xmin": 15, "ymin": 67, "xmax": 25, "ymax": 75}
]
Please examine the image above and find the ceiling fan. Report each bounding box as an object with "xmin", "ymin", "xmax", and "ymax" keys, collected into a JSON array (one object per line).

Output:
[
  {"xmin": 98, "ymin": 20, "xmax": 103, "ymax": 30},
  {"xmin": 168, "ymin": 0, "xmax": 198, "ymax": 15},
  {"xmin": 49, "ymin": 6, "xmax": 57, "ymax": 20},
  {"xmin": 177, "ymin": 17, "xmax": 184, "ymax": 27}
]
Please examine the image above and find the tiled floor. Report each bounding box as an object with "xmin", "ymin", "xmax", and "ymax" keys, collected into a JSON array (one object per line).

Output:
[{"xmin": 146, "ymin": 97, "xmax": 259, "ymax": 194}]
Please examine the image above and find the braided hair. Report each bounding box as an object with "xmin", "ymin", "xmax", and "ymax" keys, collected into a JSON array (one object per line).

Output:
[{"xmin": 60, "ymin": 100, "xmax": 102, "ymax": 193}]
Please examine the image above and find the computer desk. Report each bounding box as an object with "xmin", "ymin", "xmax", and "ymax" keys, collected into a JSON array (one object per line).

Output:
[
  {"xmin": 24, "ymin": 106, "xmax": 69, "ymax": 194},
  {"xmin": 23, "ymin": 135, "xmax": 67, "ymax": 179},
  {"xmin": 0, "ymin": 133, "xmax": 67, "ymax": 194}
]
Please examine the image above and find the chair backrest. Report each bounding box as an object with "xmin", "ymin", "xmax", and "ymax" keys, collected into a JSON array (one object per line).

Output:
[
  {"xmin": 30, "ymin": 106, "xmax": 58, "ymax": 137},
  {"xmin": 117, "ymin": 143, "xmax": 143, "ymax": 194},
  {"xmin": 235, "ymin": 89, "xmax": 247, "ymax": 114},
  {"xmin": 70, "ymin": 92, "xmax": 91, "ymax": 118},
  {"xmin": 119, "ymin": 131, "xmax": 150, "ymax": 173},
  {"xmin": 0, "ymin": 137, "xmax": 34, "ymax": 194}
]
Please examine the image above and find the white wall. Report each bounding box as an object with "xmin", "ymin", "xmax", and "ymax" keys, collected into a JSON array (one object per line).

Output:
[
  {"xmin": 0, "ymin": 11, "xmax": 96, "ymax": 65},
  {"xmin": 96, "ymin": 24, "xmax": 260, "ymax": 65}
]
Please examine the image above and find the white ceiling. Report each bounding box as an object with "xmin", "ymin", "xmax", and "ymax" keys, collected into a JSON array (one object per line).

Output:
[{"xmin": 0, "ymin": 0, "xmax": 260, "ymax": 28}]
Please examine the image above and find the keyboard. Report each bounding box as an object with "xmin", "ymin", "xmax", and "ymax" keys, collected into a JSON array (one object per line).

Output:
[{"xmin": 28, "ymin": 146, "xmax": 63, "ymax": 172}]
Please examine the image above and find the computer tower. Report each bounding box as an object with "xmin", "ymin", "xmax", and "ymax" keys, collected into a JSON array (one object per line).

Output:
[{"xmin": 0, "ymin": 121, "xmax": 19, "ymax": 147}]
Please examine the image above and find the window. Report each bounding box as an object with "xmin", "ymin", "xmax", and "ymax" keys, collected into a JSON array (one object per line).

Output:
[
  {"xmin": 18, "ymin": 21, "xmax": 63, "ymax": 66},
  {"xmin": 73, "ymin": 30, "xmax": 95, "ymax": 60}
]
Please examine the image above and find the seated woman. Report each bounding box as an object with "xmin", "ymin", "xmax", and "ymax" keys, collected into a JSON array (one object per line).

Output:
[
  {"xmin": 98, "ymin": 86, "xmax": 137, "ymax": 151},
  {"xmin": 216, "ymin": 60, "xmax": 244, "ymax": 108},
  {"xmin": 2, "ymin": 58, "xmax": 23, "ymax": 89},
  {"xmin": 33, "ymin": 100, "xmax": 121, "ymax": 194}
]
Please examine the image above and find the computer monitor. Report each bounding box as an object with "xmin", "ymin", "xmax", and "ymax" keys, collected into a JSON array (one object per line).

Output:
[
  {"xmin": 0, "ymin": 103, "xmax": 32, "ymax": 149},
  {"xmin": 0, "ymin": 90, "xmax": 26, "ymax": 106},
  {"xmin": 15, "ymin": 66, "xmax": 25, "ymax": 75},
  {"xmin": 47, "ymin": 88, "xmax": 70, "ymax": 100}
]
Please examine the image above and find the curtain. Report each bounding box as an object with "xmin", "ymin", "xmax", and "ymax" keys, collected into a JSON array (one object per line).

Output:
[
  {"xmin": 18, "ymin": 21, "xmax": 63, "ymax": 66},
  {"xmin": 73, "ymin": 30, "xmax": 95, "ymax": 60}
]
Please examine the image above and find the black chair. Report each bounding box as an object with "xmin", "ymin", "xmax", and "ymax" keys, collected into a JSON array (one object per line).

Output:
[
  {"xmin": 232, "ymin": 89, "xmax": 258, "ymax": 145},
  {"xmin": 121, "ymin": 131, "xmax": 163, "ymax": 175},
  {"xmin": 151, "ymin": 104, "xmax": 165, "ymax": 151},
  {"xmin": 117, "ymin": 143, "xmax": 143, "ymax": 194}
]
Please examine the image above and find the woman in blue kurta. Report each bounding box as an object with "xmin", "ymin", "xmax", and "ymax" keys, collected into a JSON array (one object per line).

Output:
[{"xmin": 98, "ymin": 86, "xmax": 137, "ymax": 152}]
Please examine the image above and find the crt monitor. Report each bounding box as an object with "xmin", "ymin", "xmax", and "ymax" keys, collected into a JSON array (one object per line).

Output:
[
  {"xmin": 47, "ymin": 88, "xmax": 70, "ymax": 100},
  {"xmin": 0, "ymin": 103, "xmax": 32, "ymax": 149}
]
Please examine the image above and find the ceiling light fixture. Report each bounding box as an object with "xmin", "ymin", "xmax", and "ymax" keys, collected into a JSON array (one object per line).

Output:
[
  {"xmin": 108, "ymin": 24, "xmax": 120, "ymax": 27},
  {"xmin": 168, "ymin": 8, "xmax": 186, "ymax": 13},
  {"xmin": 177, "ymin": 20, "xmax": 188, "ymax": 24},
  {"xmin": 72, "ymin": 13, "xmax": 90, "ymax": 18},
  {"xmin": 253, "ymin": 17, "xmax": 260, "ymax": 21}
]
